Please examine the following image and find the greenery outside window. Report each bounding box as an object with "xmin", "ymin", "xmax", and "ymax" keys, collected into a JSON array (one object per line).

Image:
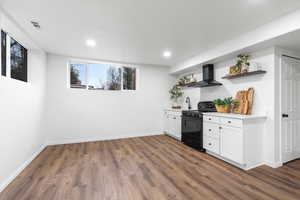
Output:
[{"xmin": 70, "ymin": 61, "xmax": 137, "ymax": 91}]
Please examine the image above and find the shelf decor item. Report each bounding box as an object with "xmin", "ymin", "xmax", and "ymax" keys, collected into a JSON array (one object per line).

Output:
[
  {"xmin": 169, "ymin": 85, "xmax": 183, "ymax": 109},
  {"xmin": 229, "ymin": 65, "xmax": 241, "ymax": 75},
  {"xmin": 213, "ymin": 97, "xmax": 238, "ymax": 113},
  {"xmin": 177, "ymin": 74, "xmax": 197, "ymax": 86},
  {"xmin": 237, "ymin": 54, "xmax": 250, "ymax": 73}
]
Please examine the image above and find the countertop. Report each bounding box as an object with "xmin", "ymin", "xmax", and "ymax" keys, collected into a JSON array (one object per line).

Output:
[
  {"xmin": 202, "ymin": 112, "xmax": 266, "ymax": 120},
  {"xmin": 164, "ymin": 109, "xmax": 183, "ymax": 112}
]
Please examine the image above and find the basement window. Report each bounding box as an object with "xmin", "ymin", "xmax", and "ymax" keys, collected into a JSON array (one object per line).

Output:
[
  {"xmin": 1, "ymin": 30, "xmax": 28, "ymax": 82},
  {"xmin": 69, "ymin": 61, "xmax": 137, "ymax": 91},
  {"xmin": 10, "ymin": 38, "xmax": 28, "ymax": 82}
]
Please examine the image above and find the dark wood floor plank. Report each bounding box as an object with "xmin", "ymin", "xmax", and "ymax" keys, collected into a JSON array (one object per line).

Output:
[{"xmin": 1, "ymin": 135, "xmax": 300, "ymax": 200}]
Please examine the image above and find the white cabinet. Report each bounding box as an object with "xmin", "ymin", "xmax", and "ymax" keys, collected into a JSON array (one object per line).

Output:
[
  {"xmin": 220, "ymin": 126, "xmax": 244, "ymax": 164},
  {"xmin": 203, "ymin": 113, "xmax": 266, "ymax": 170},
  {"xmin": 164, "ymin": 110, "xmax": 181, "ymax": 140}
]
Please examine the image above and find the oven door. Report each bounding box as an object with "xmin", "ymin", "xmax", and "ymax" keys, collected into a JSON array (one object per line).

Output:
[{"xmin": 181, "ymin": 115, "xmax": 204, "ymax": 151}]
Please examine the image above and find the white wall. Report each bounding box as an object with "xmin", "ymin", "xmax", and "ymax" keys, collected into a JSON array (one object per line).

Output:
[
  {"xmin": 171, "ymin": 8, "xmax": 300, "ymax": 74},
  {"xmin": 45, "ymin": 54, "xmax": 173, "ymax": 144},
  {"xmin": 179, "ymin": 48, "xmax": 277, "ymax": 166},
  {"xmin": 0, "ymin": 12, "xmax": 47, "ymax": 191}
]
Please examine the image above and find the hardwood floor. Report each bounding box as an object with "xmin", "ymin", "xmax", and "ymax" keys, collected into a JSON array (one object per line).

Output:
[{"xmin": 1, "ymin": 135, "xmax": 300, "ymax": 200}]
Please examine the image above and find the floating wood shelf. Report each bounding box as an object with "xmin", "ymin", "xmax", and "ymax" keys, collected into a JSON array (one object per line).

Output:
[
  {"xmin": 222, "ymin": 70, "xmax": 267, "ymax": 79},
  {"xmin": 179, "ymin": 81, "xmax": 223, "ymax": 88}
]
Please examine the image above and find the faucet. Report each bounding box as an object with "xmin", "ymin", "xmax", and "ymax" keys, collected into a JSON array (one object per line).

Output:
[{"xmin": 186, "ymin": 97, "xmax": 192, "ymax": 110}]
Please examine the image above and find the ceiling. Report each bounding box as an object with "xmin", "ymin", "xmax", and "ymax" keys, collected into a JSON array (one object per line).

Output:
[{"xmin": 1, "ymin": 0, "xmax": 300, "ymax": 66}]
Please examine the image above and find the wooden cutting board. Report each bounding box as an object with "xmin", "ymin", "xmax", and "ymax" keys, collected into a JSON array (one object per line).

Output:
[
  {"xmin": 247, "ymin": 88, "xmax": 255, "ymax": 115},
  {"xmin": 233, "ymin": 88, "xmax": 255, "ymax": 115}
]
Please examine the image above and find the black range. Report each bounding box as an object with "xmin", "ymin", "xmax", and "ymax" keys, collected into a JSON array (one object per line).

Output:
[{"xmin": 181, "ymin": 101, "xmax": 216, "ymax": 152}]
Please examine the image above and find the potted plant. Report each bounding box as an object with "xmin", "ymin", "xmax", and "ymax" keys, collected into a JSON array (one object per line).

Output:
[
  {"xmin": 213, "ymin": 97, "xmax": 238, "ymax": 113},
  {"xmin": 237, "ymin": 54, "xmax": 250, "ymax": 73},
  {"xmin": 169, "ymin": 85, "xmax": 183, "ymax": 109}
]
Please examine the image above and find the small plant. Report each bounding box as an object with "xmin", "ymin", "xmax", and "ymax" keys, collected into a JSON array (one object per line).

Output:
[
  {"xmin": 169, "ymin": 85, "xmax": 183, "ymax": 109},
  {"xmin": 213, "ymin": 97, "xmax": 239, "ymax": 113},
  {"xmin": 169, "ymin": 85, "xmax": 183, "ymax": 101},
  {"xmin": 237, "ymin": 54, "xmax": 250, "ymax": 73},
  {"xmin": 212, "ymin": 98, "xmax": 225, "ymax": 106},
  {"xmin": 237, "ymin": 54, "xmax": 250, "ymax": 67}
]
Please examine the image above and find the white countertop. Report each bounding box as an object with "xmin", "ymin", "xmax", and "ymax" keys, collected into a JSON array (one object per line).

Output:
[
  {"xmin": 164, "ymin": 108, "xmax": 182, "ymax": 112},
  {"xmin": 203, "ymin": 112, "xmax": 266, "ymax": 120}
]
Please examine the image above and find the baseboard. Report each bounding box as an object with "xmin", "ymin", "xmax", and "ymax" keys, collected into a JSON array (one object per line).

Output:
[
  {"xmin": 0, "ymin": 144, "xmax": 46, "ymax": 193},
  {"xmin": 46, "ymin": 132, "xmax": 163, "ymax": 146},
  {"xmin": 244, "ymin": 163, "xmax": 264, "ymax": 170},
  {"xmin": 264, "ymin": 161, "xmax": 283, "ymax": 168}
]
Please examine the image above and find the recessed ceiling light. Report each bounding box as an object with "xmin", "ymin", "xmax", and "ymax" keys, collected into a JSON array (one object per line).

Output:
[
  {"xmin": 163, "ymin": 50, "xmax": 172, "ymax": 58},
  {"xmin": 86, "ymin": 39, "xmax": 96, "ymax": 47}
]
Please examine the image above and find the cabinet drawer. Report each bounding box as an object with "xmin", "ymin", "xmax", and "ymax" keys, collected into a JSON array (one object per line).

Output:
[
  {"xmin": 220, "ymin": 118, "xmax": 242, "ymax": 128},
  {"xmin": 203, "ymin": 115, "xmax": 219, "ymax": 124},
  {"xmin": 204, "ymin": 136, "xmax": 220, "ymax": 154},
  {"xmin": 203, "ymin": 123, "xmax": 220, "ymax": 139}
]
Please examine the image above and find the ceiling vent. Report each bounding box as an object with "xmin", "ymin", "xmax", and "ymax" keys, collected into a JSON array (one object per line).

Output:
[{"xmin": 31, "ymin": 21, "xmax": 41, "ymax": 29}]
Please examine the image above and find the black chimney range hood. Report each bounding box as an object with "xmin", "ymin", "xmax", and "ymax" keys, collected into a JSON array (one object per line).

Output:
[{"xmin": 189, "ymin": 64, "xmax": 222, "ymax": 88}]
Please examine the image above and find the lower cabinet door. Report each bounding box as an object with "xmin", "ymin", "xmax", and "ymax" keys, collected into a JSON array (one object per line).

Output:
[
  {"xmin": 220, "ymin": 126, "xmax": 244, "ymax": 164},
  {"xmin": 164, "ymin": 113, "xmax": 181, "ymax": 140},
  {"xmin": 163, "ymin": 113, "xmax": 169, "ymax": 134},
  {"xmin": 204, "ymin": 136, "xmax": 220, "ymax": 154},
  {"xmin": 174, "ymin": 116, "xmax": 181, "ymax": 139}
]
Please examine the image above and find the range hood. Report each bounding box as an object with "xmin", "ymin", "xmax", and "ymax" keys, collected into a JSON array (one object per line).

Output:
[{"xmin": 190, "ymin": 64, "xmax": 222, "ymax": 88}]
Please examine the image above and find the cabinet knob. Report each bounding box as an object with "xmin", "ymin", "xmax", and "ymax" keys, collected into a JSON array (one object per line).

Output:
[
  {"xmin": 209, "ymin": 129, "xmax": 212, "ymax": 132},
  {"xmin": 228, "ymin": 121, "xmax": 232, "ymax": 124},
  {"xmin": 219, "ymin": 127, "xmax": 222, "ymax": 129},
  {"xmin": 209, "ymin": 118, "xmax": 212, "ymax": 120},
  {"xmin": 208, "ymin": 143, "xmax": 212, "ymax": 146}
]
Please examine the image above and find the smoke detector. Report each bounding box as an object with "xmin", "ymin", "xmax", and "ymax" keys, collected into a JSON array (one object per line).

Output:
[{"xmin": 31, "ymin": 21, "xmax": 41, "ymax": 29}]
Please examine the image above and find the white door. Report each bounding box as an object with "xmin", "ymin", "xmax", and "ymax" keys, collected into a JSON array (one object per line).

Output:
[
  {"xmin": 220, "ymin": 126, "xmax": 244, "ymax": 164},
  {"xmin": 281, "ymin": 56, "xmax": 300, "ymax": 163}
]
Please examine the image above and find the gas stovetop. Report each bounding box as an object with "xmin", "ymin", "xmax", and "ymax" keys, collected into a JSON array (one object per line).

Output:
[{"xmin": 182, "ymin": 101, "xmax": 216, "ymax": 118}]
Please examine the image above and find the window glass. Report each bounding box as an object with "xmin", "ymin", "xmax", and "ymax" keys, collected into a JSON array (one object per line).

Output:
[
  {"xmin": 1, "ymin": 30, "xmax": 6, "ymax": 76},
  {"xmin": 123, "ymin": 67, "xmax": 136, "ymax": 90},
  {"xmin": 87, "ymin": 64, "xmax": 121, "ymax": 90},
  {"xmin": 10, "ymin": 38, "xmax": 27, "ymax": 82},
  {"xmin": 70, "ymin": 63, "xmax": 87, "ymax": 89}
]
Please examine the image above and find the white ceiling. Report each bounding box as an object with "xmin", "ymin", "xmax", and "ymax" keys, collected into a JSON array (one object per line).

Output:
[{"xmin": 2, "ymin": 0, "xmax": 300, "ymax": 66}]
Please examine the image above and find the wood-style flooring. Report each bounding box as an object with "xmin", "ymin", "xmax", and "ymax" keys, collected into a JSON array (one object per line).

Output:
[{"xmin": 1, "ymin": 135, "xmax": 300, "ymax": 200}]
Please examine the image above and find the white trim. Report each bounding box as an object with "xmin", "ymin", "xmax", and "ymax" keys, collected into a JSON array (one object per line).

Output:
[
  {"xmin": 46, "ymin": 132, "xmax": 163, "ymax": 146},
  {"xmin": 264, "ymin": 161, "xmax": 283, "ymax": 168},
  {"xmin": 0, "ymin": 144, "xmax": 46, "ymax": 193},
  {"xmin": 206, "ymin": 151, "xmax": 264, "ymax": 170},
  {"xmin": 244, "ymin": 163, "xmax": 265, "ymax": 170}
]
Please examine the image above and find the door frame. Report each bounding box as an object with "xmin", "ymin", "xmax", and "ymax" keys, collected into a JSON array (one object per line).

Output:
[{"xmin": 278, "ymin": 48, "xmax": 300, "ymax": 164}]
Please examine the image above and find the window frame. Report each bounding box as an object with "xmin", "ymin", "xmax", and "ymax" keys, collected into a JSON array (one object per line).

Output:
[
  {"xmin": 68, "ymin": 59, "xmax": 139, "ymax": 92},
  {"xmin": 0, "ymin": 29, "xmax": 28, "ymax": 83},
  {"xmin": 10, "ymin": 37, "xmax": 28, "ymax": 82},
  {"xmin": 1, "ymin": 30, "xmax": 7, "ymax": 76}
]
